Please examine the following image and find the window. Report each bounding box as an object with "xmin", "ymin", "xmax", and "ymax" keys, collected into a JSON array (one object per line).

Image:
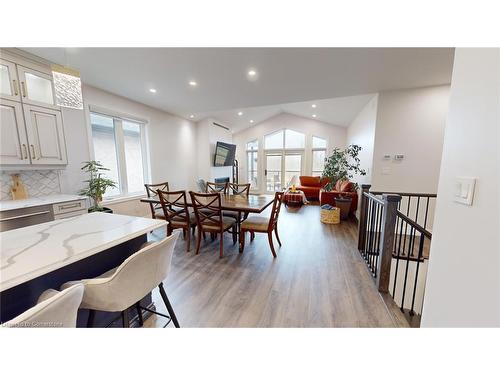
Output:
[
  {"xmin": 90, "ymin": 112, "xmax": 148, "ymax": 198},
  {"xmin": 264, "ymin": 129, "xmax": 305, "ymax": 192},
  {"xmin": 312, "ymin": 136, "xmax": 327, "ymax": 177},
  {"xmin": 264, "ymin": 130, "xmax": 284, "ymax": 150},
  {"xmin": 246, "ymin": 140, "xmax": 258, "ymax": 189}
]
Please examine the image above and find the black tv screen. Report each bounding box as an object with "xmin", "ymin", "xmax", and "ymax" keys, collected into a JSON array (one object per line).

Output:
[{"xmin": 214, "ymin": 141, "xmax": 236, "ymax": 167}]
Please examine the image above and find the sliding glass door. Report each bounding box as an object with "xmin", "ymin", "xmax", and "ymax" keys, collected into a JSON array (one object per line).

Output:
[{"xmin": 265, "ymin": 152, "xmax": 303, "ymax": 192}]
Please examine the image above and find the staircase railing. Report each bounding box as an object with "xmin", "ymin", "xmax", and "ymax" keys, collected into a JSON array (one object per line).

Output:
[{"xmin": 357, "ymin": 185, "xmax": 437, "ymax": 327}]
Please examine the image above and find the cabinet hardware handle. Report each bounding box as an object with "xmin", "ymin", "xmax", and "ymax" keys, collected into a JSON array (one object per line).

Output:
[
  {"xmin": 13, "ymin": 79, "xmax": 19, "ymax": 96},
  {"xmin": 30, "ymin": 144, "xmax": 37, "ymax": 160},
  {"xmin": 21, "ymin": 81, "xmax": 27, "ymax": 97},
  {"xmin": 59, "ymin": 203, "xmax": 81, "ymax": 210},
  {"xmin": 0, "ymin": 211, "xmax": 51, "ymax": 222},
  {"xmin": 22, "ymin": 144, "xmax": 28, "ymax": 159}
]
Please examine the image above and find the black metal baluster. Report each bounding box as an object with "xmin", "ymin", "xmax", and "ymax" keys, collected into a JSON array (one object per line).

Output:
[
  {"xmin": 392, "ymin": 215, "xmax": 405, "ymax": 297},
  {"xmin": 364, "ymin": 198, "xmax": 372, "ymax": 260},
  {"xmin": 400, "ymin": 219, "xmax": 415, "ymax": 312},
  {"xmin": 373, "ymin": 202, "xmax": 383, "ymax": 277},
  {"xmin": 368, "ymin": 199, "xmax": 376, "ymax": 267},
  {"xmin": 410, "ymin": 234, "xmax": 426, "ymax": 315},
  {"xmin": 411, "ymin": 197, "xmax": 421, "ymax": 257},
  {"xmin": 423, "ymin": 197, "xmax": 430, "ymax": 230}
]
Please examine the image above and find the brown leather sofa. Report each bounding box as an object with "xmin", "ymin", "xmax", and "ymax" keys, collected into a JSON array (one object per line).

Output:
[
  {"xmin": 319, "ymin": 179, "xmax": 358, "ymax": 215},
  {"xmin": 297, "ymin": 176, "xmax": 331, "ymax": 200}
]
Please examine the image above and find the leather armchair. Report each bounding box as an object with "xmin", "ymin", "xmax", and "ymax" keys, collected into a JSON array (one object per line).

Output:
[{"xmin": 319, "ymin": 180, "xmax": 358, "ymax": 215}]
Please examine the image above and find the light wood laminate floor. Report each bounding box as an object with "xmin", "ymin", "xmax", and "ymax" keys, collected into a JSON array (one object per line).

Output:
[{"xmin": 146, "ymin": 204, "xmax": 407, "ymax": 328}]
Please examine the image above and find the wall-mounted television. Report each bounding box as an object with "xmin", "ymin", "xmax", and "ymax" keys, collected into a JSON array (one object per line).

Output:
[{"xmin": 214, "ymin": 141, "xmax": 236, "ymax": 167}]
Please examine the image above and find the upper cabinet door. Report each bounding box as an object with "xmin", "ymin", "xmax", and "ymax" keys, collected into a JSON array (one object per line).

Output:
[
  {"xmin": 0, "ymin": 99, "xmax": 30, "ymax": 164},
  {"xmin": 23, "ymin": 105, "xmax": 67, "ymax": 165},
  {"xmin": 0, "ymin": 59, "xmax": 21, "ymax": 102},
  {"xmin": 17, "ymin": 65, "xmax": 57, "ymax": 109}
]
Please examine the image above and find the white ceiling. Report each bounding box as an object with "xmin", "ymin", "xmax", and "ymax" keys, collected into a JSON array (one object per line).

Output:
[
  {"xmin": 199, "ymin": 94, "xmax": 376, "ymax": 133},
  {"xmin": 23, "ymin": 47, "xmax": 454, "ymax": 126}
]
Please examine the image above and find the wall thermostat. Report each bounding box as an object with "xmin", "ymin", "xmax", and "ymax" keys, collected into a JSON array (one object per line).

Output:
[
  {"xmin": 383, "ymin": 154, "xmax": 391, "ymax": 160},
  {"xmin": 394, "ymin": 154, "xmax": 405, "ymax": 160}
]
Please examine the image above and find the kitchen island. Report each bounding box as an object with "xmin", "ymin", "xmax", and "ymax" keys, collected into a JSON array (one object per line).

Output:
[{"xmin": 0, "ymin": 212, "xmax": 166, "ymax": 326}]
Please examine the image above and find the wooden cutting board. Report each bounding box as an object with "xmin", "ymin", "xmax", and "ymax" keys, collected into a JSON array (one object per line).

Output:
[{"xmin": 10, "ymin": 174, "xmax": 28, "ymax": 200}]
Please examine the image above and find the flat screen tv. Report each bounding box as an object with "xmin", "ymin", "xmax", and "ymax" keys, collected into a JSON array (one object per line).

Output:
[{"xmin": 214, "ymin": 141, "xmax": 236, "ymax": 167}]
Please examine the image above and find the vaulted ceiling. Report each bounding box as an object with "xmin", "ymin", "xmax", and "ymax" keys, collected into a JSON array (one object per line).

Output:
[{"xmin": 23, "ymin": 47, "xmax": 454, "ymax": 130}]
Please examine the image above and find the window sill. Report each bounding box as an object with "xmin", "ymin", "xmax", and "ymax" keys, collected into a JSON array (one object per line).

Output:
[{"xmin": 102, "ymin": 193, "xmax": 146, "ymax": 205}]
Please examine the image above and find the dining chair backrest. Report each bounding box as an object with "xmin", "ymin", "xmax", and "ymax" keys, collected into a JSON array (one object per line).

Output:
[
  {"xmin": 157, "ymin": 189, "xmax": 189, "ymax": 225},
  {"xmin": 206, "ymin": 181, "xmax": 228, "ymax": 194},
  {"xmin": 144, "ymin": 182, "xmax": 169, "ymax": 218},
  {"xmin": 227, "ymin": 183, "xmax": 250, "ymax": 196},
  {"xmin": 80, "ymin": 232, "xmax": 179, "ymax": 312},
  {"xmin": 189, "ymin": 192, "xmax": 224, "ymax": 231},
  {"xmin": 4, "ymin": 284, "xmax": 84, "ymax": 328},
  {"xmin": 268, "ymin": 191, "xmax": 284, "ymax": 230}
]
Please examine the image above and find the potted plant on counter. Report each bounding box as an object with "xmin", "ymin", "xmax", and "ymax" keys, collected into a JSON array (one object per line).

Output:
[
  {"xmin": 322, "ymin": 145, "xmax": 366, "ymax": 219},
  {"xmin": 79, "ymin": 160, "xmax": 117, "ymax": 213}
]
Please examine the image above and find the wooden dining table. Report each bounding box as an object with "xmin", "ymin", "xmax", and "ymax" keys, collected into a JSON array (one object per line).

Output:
[{"xmin": 140, "ymin": 193, "xmax": 275, "ymax": 237}]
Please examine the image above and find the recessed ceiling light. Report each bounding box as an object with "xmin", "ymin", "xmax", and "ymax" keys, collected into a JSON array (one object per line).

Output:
[
  {"xmin": 311, "ymin": 104, "xmax": 317, "ymax": 108},
  {"xmin": 149, "ymin": 88, "xmax": 157, "ymax": 93},
  {"xmin": 312, "ymin": 114, "xmax": 317, "ymax": 118},
  {"xmin": 238, "ymin": 112, "xmax": 243, "ymax": 116},
  {"xmin": 189, "ymin": 80, "xmax": 197, "ymax": 86},
  {"xmin": 189, "ymin": 114, "xmax": 195, "ymax": 119},
  {"xmin": 247, "ymin": 69, "xmax": 258, "ymax": 81},
  {"xmin": 250, "ymin": 120, "xmax": 254, "ymax": 123}
]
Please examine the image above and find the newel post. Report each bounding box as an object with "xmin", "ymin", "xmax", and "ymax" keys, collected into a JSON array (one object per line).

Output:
[
  {"xmin": 376, "ymin": 194, "xmax": 401, "ymax": 293},
  {"xmin": 357, "ymin": 184, "xmax": 371, "ymax": 251}
]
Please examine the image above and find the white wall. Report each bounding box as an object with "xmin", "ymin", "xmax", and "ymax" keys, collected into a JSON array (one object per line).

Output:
[
  {"xmin": 346, "ymin": 95, "xmax": 378, "ymax": 217},
  {"xmin": 371, "ymin": 85, "xmax": 450, "ymax": 194},
  {"xmin": 195, "ymin": 118, "xmax": 233, "ymax": 183},
  {"xmin": 232, "ymin": 112, "xmax": 347, "ymax": 194},
  {"xmin": 421, "ymin": 48, "xmax": 500, "ymax": 327},
  {"xmin": 54, "ymin": 84, "xmax": 198, "ymax": 216}
]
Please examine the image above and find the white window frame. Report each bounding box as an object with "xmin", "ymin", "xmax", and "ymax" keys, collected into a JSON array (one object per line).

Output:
[
  {"xmin": 246, "ymin": 139, "xmax": 259, "ymax": 191},
  {"xmin": 263, "ymin": 129, "xmax": 306, "ymax": 192},
  {"xmin": 87, "ymin": 107, "xmax": 150, "ymax": 200},
  {"xmin": 311, "ymin": 135, "xmax": 327, "ymax": 177}
]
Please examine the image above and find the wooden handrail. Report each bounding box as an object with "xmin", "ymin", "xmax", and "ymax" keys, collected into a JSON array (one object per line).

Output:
[
  {"xmin": 370, "ymin": 191, "xmax": 437, "ymax": 198},
  {"xmin": 396, "ymin": 211, "xmax": 433, "ymax": 240}
]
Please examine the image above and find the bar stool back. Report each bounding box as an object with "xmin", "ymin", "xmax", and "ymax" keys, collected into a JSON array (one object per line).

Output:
[
  {"xmin": 4, "ymin": 284, "xmax": 84, "ymax": 328},
  {"xmin": 62, "ymin": 232, "xmax": 180, "ymax": 328}
]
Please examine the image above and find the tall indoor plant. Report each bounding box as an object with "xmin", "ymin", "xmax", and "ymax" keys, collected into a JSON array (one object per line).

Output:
[
  {"xmin": 79, "ymin": 160, "xmax": 117, "ymax": 212},
  {"xmin": 322, "ymin": 144, "xmax": 366, "ymax": 191}
]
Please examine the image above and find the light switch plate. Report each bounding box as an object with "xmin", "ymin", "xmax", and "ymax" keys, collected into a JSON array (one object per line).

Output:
[{"xmin": 454, "ymin": 177, "xmax": 476, "ymax": 206}]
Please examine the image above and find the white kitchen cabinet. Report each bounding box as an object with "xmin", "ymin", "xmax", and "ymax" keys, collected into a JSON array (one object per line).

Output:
[
  {"xmin": 0, "ymin": 99, "xmax": 30, "ymax": 164},
  {"xmin": 0, "ymin": 50, "xmax": 68, "ymax": 167},
  {"xmin": 16, "ymin": 65, "xmax": 57, "ymax": 109},
  {"xmin": 0, "ymin": 58, "xmax": 21, "ymax": 102},
  {"xmin": 23, "ymin": 105, "xmax": 67, "ymax": 165}
]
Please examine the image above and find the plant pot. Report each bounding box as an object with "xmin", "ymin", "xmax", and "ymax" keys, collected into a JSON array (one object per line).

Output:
[
  {"xmin": 88, "ymin": 207, "xmax": 113, "ymax": 214},
  {"xmin": 334, "ymin": 197, "xmax": 352, "ymax": 220}
]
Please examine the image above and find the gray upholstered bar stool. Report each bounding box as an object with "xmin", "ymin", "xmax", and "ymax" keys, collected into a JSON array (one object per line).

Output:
[
  {"xmin": 3, "ymin": 284, "xmax": 84, "ymax": 328},
  {"xmin": 62, "ymin": 232, "xmax": 180, "ymax": 328}
]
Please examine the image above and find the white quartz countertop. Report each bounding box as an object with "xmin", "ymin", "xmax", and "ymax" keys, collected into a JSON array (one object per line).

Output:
[
  {"xmin": 0, "ymin": 212, "xmax": 166, "ymax": 292},
  {"xmin": 0, "ymin": 194, "xmax": 86, "ymax": 212}
]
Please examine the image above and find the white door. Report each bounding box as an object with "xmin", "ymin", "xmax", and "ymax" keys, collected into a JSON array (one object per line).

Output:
[
  {"xmin": 0, "ymin": 99, "xmax": 30, "ymax": 164},
  {"xmin": 0, "ymin": 59, "xmax": 21, "ymax": 102},
  {"xmin": 23, "ymin": 105, "xmax": 67, "ymax": 165},
  {"xmin": 265, "ymin": 153, "xmax": 283, "ymax": 192},
  {"xmin": 17, "ymin": 65, "xmax": 57, "ymax": 109}
]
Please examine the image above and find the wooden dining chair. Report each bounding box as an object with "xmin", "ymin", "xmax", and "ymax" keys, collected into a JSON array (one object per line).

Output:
[
  {"xmin": 239, "ymin": 191, "xmax": 284, "ymax": 257},
  {"xmin": 144, "ymin": 182, "xmax": 169, "ymax": 219},
  {"xmin": 157, "ymin": 189, "xmax": 197, "ymax": 252},
  {"xmin": 205, "ymin": 181, "xmax": 228, "ymax": 194},
  {"xmin": 225, "ymin": 183, "xmax": 251, "ymax": 221},
  {"xmin": 189, "ymin": 191, "xmax": 237, "ymax": 258},
  {"xmin": 227, "ymin": 182, "xmax": 250, "ymax": 196}
]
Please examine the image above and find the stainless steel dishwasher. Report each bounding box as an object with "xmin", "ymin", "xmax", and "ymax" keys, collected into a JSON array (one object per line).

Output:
[{"xmin": 0, "ymin": 205, "xmax": 54, "ymax": 232}]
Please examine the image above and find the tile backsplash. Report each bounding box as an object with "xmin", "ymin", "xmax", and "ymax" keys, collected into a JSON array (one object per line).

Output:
[{"xmin": 0, "ymin": 170, "xmax": 61, "ymax": 200}]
